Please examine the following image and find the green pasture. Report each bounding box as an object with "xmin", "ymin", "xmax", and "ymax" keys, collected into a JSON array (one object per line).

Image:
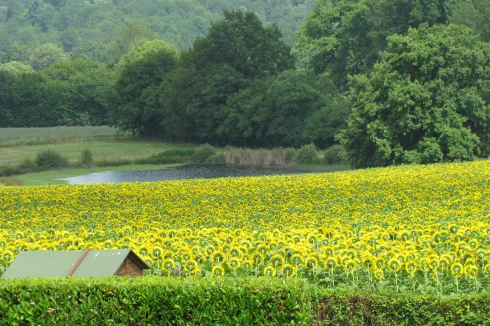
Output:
[{"xmin": 0, "ymin": 139, "xmax": 194, "ymax": 167}]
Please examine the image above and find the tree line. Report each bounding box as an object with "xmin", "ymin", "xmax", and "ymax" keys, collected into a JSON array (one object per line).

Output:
[{"xmin": 2, "ymin": 0, "xmax": 490, "ymax": 167}]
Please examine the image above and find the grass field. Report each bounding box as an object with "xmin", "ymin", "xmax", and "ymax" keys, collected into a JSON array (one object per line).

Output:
[
  {"xmin": 14, "ymin": 164, "xmax": 183, "ymax": 186},
  {"xmin": 0, "ymin": 126, "xmax": 118, "ymax": 140},
  {"xmin": 0, "ymin": 139, "xmax": 195, "ymax": 167}
]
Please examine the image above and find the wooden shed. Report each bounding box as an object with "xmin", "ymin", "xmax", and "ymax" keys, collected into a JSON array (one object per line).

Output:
[{"xmin": 1, "ymin": 249, "xmax": 150, "ymax": 279}]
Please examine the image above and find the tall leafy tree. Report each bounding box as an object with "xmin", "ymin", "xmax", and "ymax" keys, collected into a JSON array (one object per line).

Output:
[
  {"xmin": 450, "ymin": 0, "xmax": 490, "ymax": 42},
  {"xmin": 108, "ymin": 39, "xmax": 179, "ymax": 136},
  {"xmin": 111, "ymin": 22, "xmax": 155, "ymax": 63},
  {"xmin": 340, "ymin": 24, "xmax": 490, "ymax": 168},
  {"xmin": 297, "ymin": 0, "xmax": 451, "ymax": 91},
  {"xmin": 28, "ymin": 43, "xmax": 68, "ymax": 71},
  {"xmin": 221, "ymin": 71, "xmax": 342, "ymax": 148},
  {"xmin": 42, "ymin": 59, "xmax": 114, "ymax": 125},
  {"xmin": 162, "ymin": 9, "xmax": 294, "ymax": 143}
]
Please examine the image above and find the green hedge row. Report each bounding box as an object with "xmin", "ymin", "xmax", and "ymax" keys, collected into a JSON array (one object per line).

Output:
[
  {"xmin": 0, "ymin": 277, "xmax": 311, "ymax": 325},
  {"xmin": 1, "ymin": 277, "xmax": 490, "ymax": 325},
  {"xmin": 311, "ymin": 288, "xmax": 490, "ymax": 326}
]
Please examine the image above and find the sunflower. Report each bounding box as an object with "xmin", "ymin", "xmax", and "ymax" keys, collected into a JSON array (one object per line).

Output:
[
  {"xmin": 281, "ymin": 264, "xmax": 296, "ymax": 278},
  {"xmin": 405, "ymin": 260, "xmax": 417, "ymax": 275},
  {"xmin": 325, "ymin": 257, "xmax": 337, "ymax": 270},
  {"xmin": 387, "ymin": 258, "xmax": 401, "ymax": 273},
  {"xmin": 228, "ymin": 258, "xmax": 240, "ymax": 271},
  {"xmin": 464, "ymin": 264, "xmax": 479, "ymax": 279},
  {"xmin": 290, "ymin": 253, "xmax": 304, "ymax": 266},
  {"xmin": 343, "ymin": 259, "xmax": 356, "ymax": 274},
  {"xmin": 212, "ymin": 251, "xmax": 225, "ymax": 264},
  {"xmin": 270, "ymin": 254, "xmax": 285, "ymax": 267},
  {"xmin": 252, "ymin": 252, "xmax": 264, "ymax": 266},
  {"xmin": 162, "ymin": 258, "xmax": 175, "ymax": 270},
  {"xmin": 241, "ymin": 260, "xmax": 253, "ymax": 270},
  {"xmin": 212, "ymin": 265, "xmax": 225, "ymax": 277},
  {"xmin": 306, "ymin": 256, "xmax": 318, "ymax": 269},
  {"xmin": 361, "ymin": 255, "xmax": 375, "ymax": 270},
  {"xmin": 373, "ymin": 269, "xmax": 385, "ymax": 280},
  {"xmin": 184, "ymin": 260, "xmax": 199, "ymax": 275},
  {"xmin": 451, "ymin": 263, "xmax": 464, "ymax": 278},
  {"xmin": 263, "ymin": 265, "xmax": 276, "ymax": 277}
]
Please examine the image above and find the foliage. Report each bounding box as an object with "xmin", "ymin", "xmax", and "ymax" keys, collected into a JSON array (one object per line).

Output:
[
  {"xmin": 311, "ymin": 290, "xmax": 490, "ymax": 325},
  {"xmin": 28, "ymin": 43, "xmax": 68, "ymax": 71},
  {"xmin": 161, "ymin": 10, "xmax": 294, "ymax": 144},
  {"xmin": 303, "ymin": 97, "xmax": 352, "ymax": 149},
  {"xmin": 79, "ymin": 149, "xmax": 93, "ymax": 166},
  {"xmin": 450, "ymin": 0, "xmax": 490, "ymax": 42},
  {"xmin": 296, "ymin": 144, "xmax": 318, "ymax": 164},
  {"xmin": 297, "ymin": 0, "xmax": 451, "ymax": 90},
  {"xmin": 108, "ymin": 39, "xmax": 179, "ymax": 136},
  {"xmin": 0, "ymin": 60, "xmax": 113, "ymax": 127},
  {"xmin": 41, "ymin": 59, "xmax": 115, "ymax": 125},
  {"xmin": 34, "ymin": 149, "xmax": 68, "ymax": 168},
  {"xmin": 340, "ymin": 24, "xmax": 490, "ymax": 168},
  {"xmin": 0, "ymin": 0, "xmax": 314, "ymax": 63},
  {"xmin": 192, "ymin": 144, "xmax": 216, "ymax": 163},
  {"xmin": 221, "ymin": 71, "xmax": 341, "ymax": 147},
  {"xmin": 1, "ymin": 278, "xmax": 490, "ymax": 324},
  {"xmin": 1, "ymin": 161, "xmax": 490, "ymax": 294},
  {"xmin": 154, "ymin": 149, "xmax": 196, "ymax": 158},
  {"xmin": 0, "ymin": 278, "xmax": 311, "ymax": 325},
  {"xmin": 111, "ymin": 21, "xmax": 155, "ymax": 63},
  {"xmin": 323, "ymin": 145, "xmax": 346, "ymax": 164},
  {"xmin": 284, "ymin": 148, "xmax": 297, "ymax": 164}
]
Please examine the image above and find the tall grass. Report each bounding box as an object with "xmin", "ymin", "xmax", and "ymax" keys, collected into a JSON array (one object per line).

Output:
[{"xmin": 224, "ymin": 147, "xmax": 296, "ymax": 166}]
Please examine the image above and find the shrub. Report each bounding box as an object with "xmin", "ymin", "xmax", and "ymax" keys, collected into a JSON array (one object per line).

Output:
[
  {"xmin": 0, "ymin": 166, "xmax": 21, "ymax": 177},
  {"xmin": 284, "ymin": 148, "xmax": 296, "ymax": 164},
  {"xmin": 34, "ymin": 150, "xmax": 68, "ymax": 169},
  {"xmin": 296, "ymin": 144, "xmax": 318, "ymax": 164},
  {"xmin": 80, "ymin": 149, "xmax": 93, "ymax": 166},
  {"xmin": 193, "ymin": 144, "xmax": 216, "ymax": 163},
  {"xmin": 18, "ymin": 159, "xmax": 37, "ymax": 172},
  {"xmin": 206, "ymin": 153, "xmax": 226, "ymax": 164},
  {"xmin": 323, "ymin": 145, "xmax": 346, "ymax": 164},
  {"xmin": 95, "ymin": 159, "xmax": 131, "ymax": 167},
  {"xmin": 155, "ymin": 148, "xmax": 196, "ymax": 157},
  {"xmin": 0, "ymin": 278, "xmax": 311, "ymax": 325}
]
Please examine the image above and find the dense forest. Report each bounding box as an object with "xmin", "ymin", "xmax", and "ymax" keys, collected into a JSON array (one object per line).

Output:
[{"xmin": 1, "ymin": 0, "xmax": 490, "ymax": 167}]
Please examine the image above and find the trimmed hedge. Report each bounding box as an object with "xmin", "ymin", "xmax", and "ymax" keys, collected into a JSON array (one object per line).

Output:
[
  {"xmin": 0, "ymin": 277, "xmax": 311, "ymax": 325},
  {"xmin": 311, "ymin": 289, "xmax": 490, "ymax": 326},
  {"xmin": 1, "ymin": 278, "xmax": 490, "ymax": 325}
]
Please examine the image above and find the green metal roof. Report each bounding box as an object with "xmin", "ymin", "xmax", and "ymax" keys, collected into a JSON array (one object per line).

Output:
[{"xmin": 2, "ymin": 249, "xmax": 149, "ymax": 279}]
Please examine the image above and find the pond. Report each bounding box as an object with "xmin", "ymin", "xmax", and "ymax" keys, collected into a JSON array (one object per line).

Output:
[{"xmin": 61, "ymin": 164, "xmax": 336, "ymax": 185}]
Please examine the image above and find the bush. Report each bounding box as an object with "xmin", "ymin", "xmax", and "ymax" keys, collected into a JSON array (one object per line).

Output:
[
  {"xmin": 323, "ymin": 145, "xmax": 346, "ymax": 164},
  {"xmin": 34, "ymin": 150, "xmax": 68, "ymax": 169},
  {"xmin": 193, "ymin": 144, "xmax": 216, "ymax": 163},
  {"xmin": 95, "ymin": 158, "xmax": 131, "ymax": 167},
  {"xmin": 311, "ymin": 289, "xmax": 490, "ymax": 325},
  {"xmin": 18, "ymin": 159, "xmax": 37, "ymax": 172},
  {"xmin": 80, "ymin": 149, "xmax": 93, "ymax": 166},
  {"xmin": 206, "ymin": 153, "xmax": 226, "ymax": 164},
  {"xmin": 155, "ymin": 148, "xmax": 196, "ymax": 157},
  {"xmin": 0, "ymin": 166, "xmax": 21, "ymax": 177},
  {"xmin": 284, "ymin": 148, "xmax": 296, "ymax": 164},
  {"xmin": 296, "ymin": 144, "xmax": 318, "ymax": 164},
  {"xmin": 1, "ymin": 278, "xmax": 490, "ymax": 325},
  {"xmin": 0, "ymin": 278, "xmax": 311, "ymax": 325}
]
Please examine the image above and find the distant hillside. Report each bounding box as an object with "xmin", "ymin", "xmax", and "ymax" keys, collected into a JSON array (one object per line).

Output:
[{"xmin": 0, "ymin": 0, "xmax": 314, "ymax": 63}]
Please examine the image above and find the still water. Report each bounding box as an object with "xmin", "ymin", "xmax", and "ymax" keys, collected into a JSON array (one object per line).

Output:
[{"xmin": 61, "ymin": 164, "xmax": 315, "ymax": 185}]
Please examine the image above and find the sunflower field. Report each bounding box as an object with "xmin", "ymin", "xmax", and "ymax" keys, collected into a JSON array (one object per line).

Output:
[{"xmin": 1, "ymin": 160, "xmax": 490, "ymax": 295}]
